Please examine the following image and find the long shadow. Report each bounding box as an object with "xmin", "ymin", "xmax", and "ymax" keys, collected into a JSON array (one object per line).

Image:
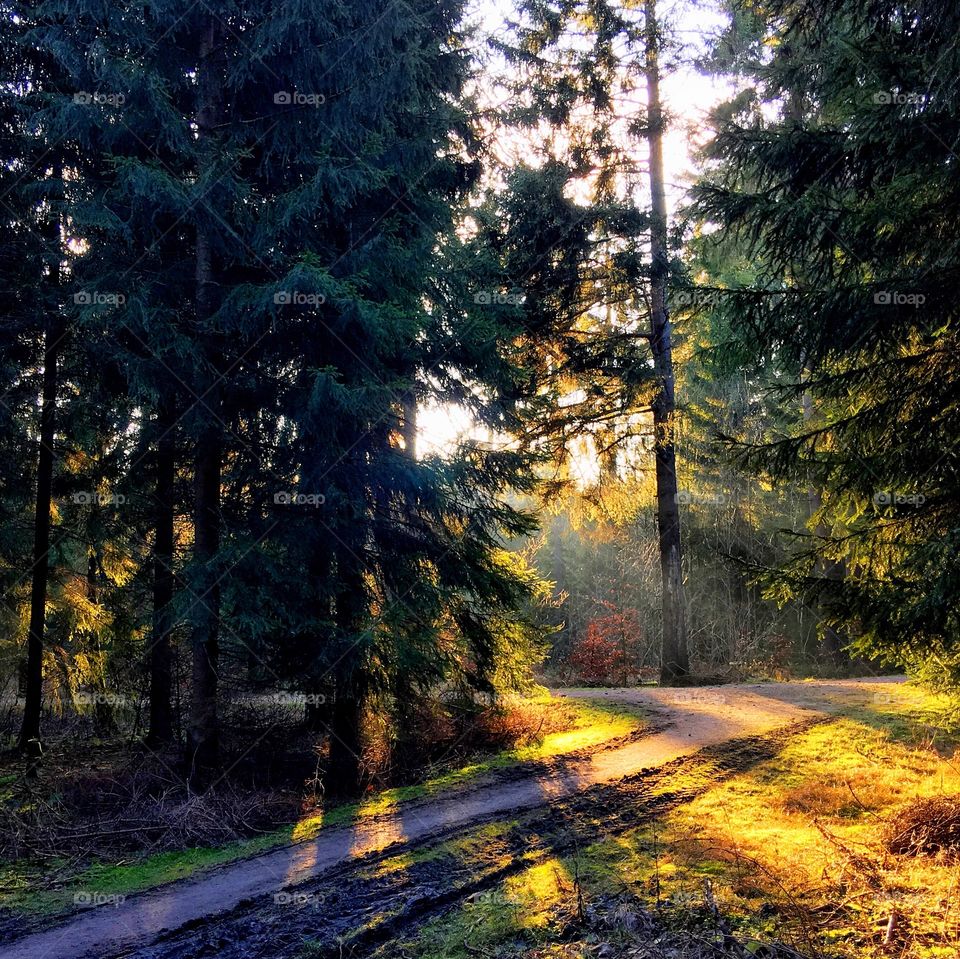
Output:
[
  {"xmin": 738, "ymin": 676, "xmax": 905, "ymax": 710},
  {"xmin": 126, "ymin": 716, "xmax": 826, "ymax": 959},
  {"xmin": 738, "ymin": 676, "xmax": 952, "ymax": 747},
  {"xmin": 0, "ymin": 688, "xmax": 827, "ymax": 959}
]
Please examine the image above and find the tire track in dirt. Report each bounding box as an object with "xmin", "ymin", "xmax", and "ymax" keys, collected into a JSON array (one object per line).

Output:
[
  {"xmin": 131, "ymin": 718, "xmax": 827, "ymax": 959},
  {"xmin": 0, "ymin": 678, "xmax": 900, "ymax": 959}
]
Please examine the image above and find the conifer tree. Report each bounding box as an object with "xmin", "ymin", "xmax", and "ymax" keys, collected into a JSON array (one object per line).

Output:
[
  {"xmin": 484, "ymin": 0, "xmax": 691, "ymax": 682},
  {"xmin": 0, "ymin": 6, "xmax": 82, "ymax": 755},
  {"xmin": 695, "ymin": 0, "xmax": 960, "ymax": 685},
  {"xmin": 22, "ymin": 0, "xmax": 549, "ymax": 790}
]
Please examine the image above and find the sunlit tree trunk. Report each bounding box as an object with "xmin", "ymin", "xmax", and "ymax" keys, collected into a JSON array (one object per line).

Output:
[
  {"xmin": 645, "ymin": 0, "xmax": 690, "ymax": 684},
  {"xmin": 18, "ymin": 319, "xmax": 62, "ymax": 757},
  {"xmin": 327, "ymin": 549, "xmax": 367, "ymax": 795}
]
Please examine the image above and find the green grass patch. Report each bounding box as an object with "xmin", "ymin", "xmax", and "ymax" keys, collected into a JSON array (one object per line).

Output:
[
  {"xmin": 0, "ymin": 694, "xmax": 647, "ymax": 919},
  {"xmin": 389, "ymin": 683, "xmax": 960, "ymax": 959}
]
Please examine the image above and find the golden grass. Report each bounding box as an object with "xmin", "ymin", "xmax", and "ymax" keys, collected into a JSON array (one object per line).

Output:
[
  {"xmin": 631, "ymin": 689, "xmax": 960, "ymax": 958},
  {"xmin": 402, "ymin": 682, "xmax": 960, "ymax": 959}
]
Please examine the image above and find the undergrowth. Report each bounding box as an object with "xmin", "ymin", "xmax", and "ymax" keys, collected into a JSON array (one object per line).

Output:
[{"xmin": 0, "ymin": 694, "xmax": 646, "ymax": 919}]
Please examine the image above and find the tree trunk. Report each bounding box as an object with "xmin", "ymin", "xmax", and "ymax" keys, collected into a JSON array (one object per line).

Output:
[
  {"xmin": 187, "ymin": 435, "xmax": 220, "ymax": 782},
  {"xmin": 186, "ymin": 17, "xmax": 223, "ymax": 785},
  {"xmin": 645, "ymin": 0, "xmax": 689, "ymax": 685},
  {"xmin": 18, "ymin": 320, "xmax": 62, "ymax": 757},
  {"xmin": 328, "ymin": 686, "xmax": 364, "ymax": 795},
  {"xmin": 86, "ymin": 543, "xmax": 116, "ymax": 734},
  {"xmin": 402, "ymin": 391, "xmax": 417, "ymax": 461},
  {"xmin": 304, "ymin": 537, "xmax": 334, "ymax": 732},
  {"xmin": 327, "ymin": 551, "xmax": 366, "ymax": 795},
  {"xmin": 148, "ymin": 411, "xmax": 176, "ymax": 745}
]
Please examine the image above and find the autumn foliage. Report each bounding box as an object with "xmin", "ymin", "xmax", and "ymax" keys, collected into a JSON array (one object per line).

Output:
[{"xmin": 566, "ymin": 604, "xmax": 642, "ymax": 685}]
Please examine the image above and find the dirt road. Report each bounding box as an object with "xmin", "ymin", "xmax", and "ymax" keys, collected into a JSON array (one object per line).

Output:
[{"xmin": 0, "ymin": 677, "xmax": 903, "ymax": 959}]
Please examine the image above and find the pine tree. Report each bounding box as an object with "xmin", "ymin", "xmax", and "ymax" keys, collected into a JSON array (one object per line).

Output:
[
  {"xmin": 695, "ymin": 0, "xmax": 960, "ymax": 686},
  {"xmin": 23, "ymin": 0, "xmax": 549, "ymax": 791},
  {"xmin": 481, "ymin": 0, "xmax": 691, "ymax": 682},
  {"xmin": 644, "ymin": 0, "xmax": 688, "ymax": 681},
  {"xmin": 0, "ymin": 5, "xmax": 81, "ymax": 756}
]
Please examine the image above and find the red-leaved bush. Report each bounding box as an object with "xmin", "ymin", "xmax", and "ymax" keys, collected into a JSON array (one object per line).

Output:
[{"xmin": 567, "ymin": 605, "xmax": 642, "ymax": 684}]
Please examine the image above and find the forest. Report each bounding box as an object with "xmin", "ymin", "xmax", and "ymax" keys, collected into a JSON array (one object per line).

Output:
[{"xmin": 0, "ymin": 0, "xmax": 958, "ymax": 958}]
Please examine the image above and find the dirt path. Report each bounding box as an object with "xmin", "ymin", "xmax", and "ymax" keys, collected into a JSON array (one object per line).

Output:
[{"xmin": 0, "ymin": 677, "xmax": 903, "ymax": 959}]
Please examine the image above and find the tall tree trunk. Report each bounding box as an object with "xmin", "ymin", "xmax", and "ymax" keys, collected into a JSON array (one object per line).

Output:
[
  {"xmin": 86, "ymin": 536, "xmax": 115, "ymax": 733},
  {"xmin": 304, "ymin": 536, "xmax": 334, "ymax": 732},
  {"xmin": 18, "ymin": 319, "xmax": 62, "ymax": 757},
  {"xmin": 148, "ymin": 410, "xmax": 176, "ymax": 745},
  {"xmin": 645, "ymin": 0, "xmax": 690, "ymax": 685},
  {"xmin": 187, "ymin": 433, "xmax": 220, "ymax": 781},
  {"xmin": 187, "ymin": 18, "xmax": 223, "ymax": 785},
  {"xmin": 327, "ymin": 550, "xmax": 367, "ymax": 795},
  {"xmin": 328, "ymin": 681, "xmax": 364, "ymax": 794}
]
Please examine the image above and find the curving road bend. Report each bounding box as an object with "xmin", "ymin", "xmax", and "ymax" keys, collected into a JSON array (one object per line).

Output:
[{"xmin": 0, "ymin": 677, "xmax": 904, "ymax": 959}]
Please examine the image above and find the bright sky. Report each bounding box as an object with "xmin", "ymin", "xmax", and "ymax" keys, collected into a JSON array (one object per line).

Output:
[{"xmin": 419, "ymin": 0, "xmax": 731, "ymax": 459}]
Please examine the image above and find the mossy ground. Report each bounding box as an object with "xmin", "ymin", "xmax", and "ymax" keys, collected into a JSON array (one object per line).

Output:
[
  {"xmin": 382, "ymin": 683, "xmax": 959, "ymax": 959},
  {"xmin": 0, "ymin": 696, "xmax": 646, "ymax": 919}
]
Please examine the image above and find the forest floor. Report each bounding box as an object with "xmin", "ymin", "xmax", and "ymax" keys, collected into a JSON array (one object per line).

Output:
[{"xmin": 1, "ymin": 677, "xmax": 958, "ymax": 959}]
